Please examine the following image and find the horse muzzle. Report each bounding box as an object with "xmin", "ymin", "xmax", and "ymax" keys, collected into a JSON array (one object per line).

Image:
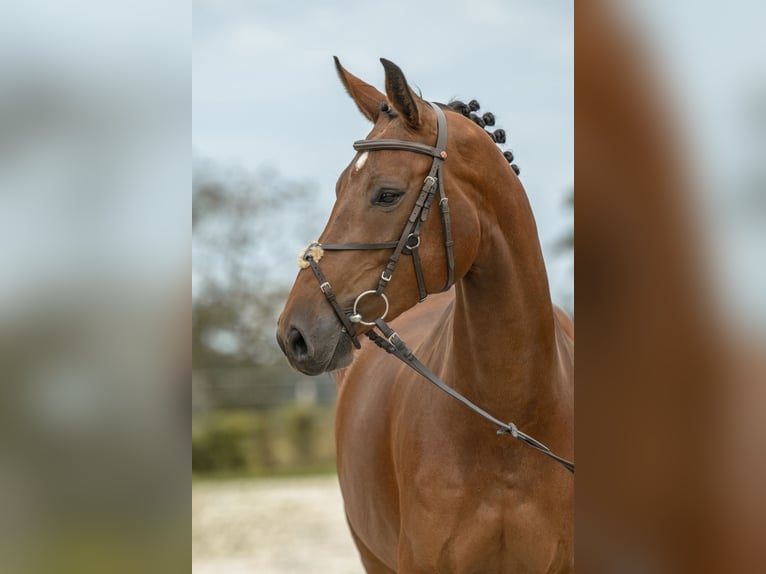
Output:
[{"xmin": 276, "ymin": 311, "xmax": 354, "ymax": 375}]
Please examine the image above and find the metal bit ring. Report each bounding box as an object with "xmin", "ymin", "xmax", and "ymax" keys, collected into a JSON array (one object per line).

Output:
[{"xmin": 349, "ymin": 290, "xmax": 390, "ymax": 326}]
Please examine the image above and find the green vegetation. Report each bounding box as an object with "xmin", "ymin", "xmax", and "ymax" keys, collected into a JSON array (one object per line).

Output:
[
  {"xmin": 192, "ymin": 158, "xmax": 337, "ymax": 481},
  {"xmin": 192, "ymin": 405, "xmax": 337, "ymax": 479}
]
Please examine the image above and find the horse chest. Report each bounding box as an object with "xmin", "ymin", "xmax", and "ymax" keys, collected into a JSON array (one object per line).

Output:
[
  {"xmin": 337, "ymin": 362, "xmax": 571, "ymax": 572},
  {"xmin": 341, "ymin": 436, "xmax": 569, "ymax": 572},
  {"xmin": 395, "ymin": 471, "xmax": 570, "ymax": 573}
]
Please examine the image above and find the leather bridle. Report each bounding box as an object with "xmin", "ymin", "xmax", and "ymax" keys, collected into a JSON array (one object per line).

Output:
[
  {"xmin": 301, "ymin": 101, "xmax": 453, "ymax": 349},
  {"xmin": 298, "ymin": 102, "xmax": 574, "ymax": 474}
]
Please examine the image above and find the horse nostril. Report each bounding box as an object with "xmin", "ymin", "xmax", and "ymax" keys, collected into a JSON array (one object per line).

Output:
[{"xmin": 287, "ymin": 326, "xmax": 309, "ymax": 359}]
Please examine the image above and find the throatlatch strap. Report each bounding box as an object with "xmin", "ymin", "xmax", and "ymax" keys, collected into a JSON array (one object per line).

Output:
[
  {"xmin": 410, "ymin": 247, "xmax": 427, "ymax": 302},
  {"xmin": 438, "ymin": 178, "xmax": 455, "ymax": 291}
]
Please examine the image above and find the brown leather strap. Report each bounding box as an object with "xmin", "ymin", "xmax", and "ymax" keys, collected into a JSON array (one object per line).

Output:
[
  {"xmin": 367, "ymin": 319, "xmax": 574, "ymax": 474},
  {"xmin": 320, "ymin": 242, "xmax": 399, "ymax": 250},
  {"xmin": 353, "ymin": 139, "xmax": 445, "ymax": 159},
  {"xmin": 305, "ymin": 256, "xmax": 361, "ymax": 349},
  {"xmin": 410, "ymin": 245, "xmax": 427, "ymax": 302},
  {"xmin": 375, "ymin": 169, "xmax": 440, "ymax": 294},
  {"xmin": 438, "ymin": 178, "xmax": 455, "ymax": 291}
]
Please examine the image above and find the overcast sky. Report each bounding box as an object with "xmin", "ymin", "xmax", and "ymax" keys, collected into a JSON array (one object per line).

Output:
[{"xmin": 193, "ymin": 0, "xmax": 574, "ymax": 302}]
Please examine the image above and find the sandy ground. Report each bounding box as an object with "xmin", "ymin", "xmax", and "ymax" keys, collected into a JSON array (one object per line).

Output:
[{"xmin": 193, "ymin": 475, "xmax": 363, "ymax": 574}]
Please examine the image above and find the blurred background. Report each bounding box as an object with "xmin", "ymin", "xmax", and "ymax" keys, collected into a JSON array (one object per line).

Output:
[
  {"xmin": 192, "ymin": 2, "xmax": 572, "ymax": 572},
  {"xmin": 576, "ymin": 1, "xmax": 766, "ymax": 572},
  {"xmin": 0, "ymin": 2, "xmax": 189, "ymax": 573},
  {"xmin": 2, "ymin": 0, "xmax": 762, "ymax": 571}
]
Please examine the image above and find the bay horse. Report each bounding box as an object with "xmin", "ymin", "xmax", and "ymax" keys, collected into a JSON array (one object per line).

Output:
[{"xmin": 276, "ymin": 58, "xmax": 574, "ymax": 573}]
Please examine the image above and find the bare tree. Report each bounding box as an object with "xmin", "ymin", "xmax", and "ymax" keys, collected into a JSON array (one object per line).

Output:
[{"xmin": 193, "ymin": 154, "xmax": 319, "ymax": 366}]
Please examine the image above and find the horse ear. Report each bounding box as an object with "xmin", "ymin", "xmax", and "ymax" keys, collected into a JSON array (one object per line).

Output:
[
  {"xmin": 380, "ymin": 58, "xmax": 420, "ymax": 128},
  {"xmin": 334, "ymin": 56, "xmax": 385, "ymax": 123}
]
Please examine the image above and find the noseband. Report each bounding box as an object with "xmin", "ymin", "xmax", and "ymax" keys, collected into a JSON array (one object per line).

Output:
[{"xmin": 298, "ymin": 102, "xmax": 574, "ymax": 474}]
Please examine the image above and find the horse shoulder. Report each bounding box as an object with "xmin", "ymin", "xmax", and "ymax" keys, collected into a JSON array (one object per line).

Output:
[{"xmin": 334, "ymin": 291, "xmax": 456, "ymax": 568}]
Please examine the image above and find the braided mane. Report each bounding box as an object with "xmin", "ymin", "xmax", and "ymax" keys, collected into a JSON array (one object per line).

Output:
[{"xmin": 446, "ymin": 99, "xmax": 521, "ymax": 176}]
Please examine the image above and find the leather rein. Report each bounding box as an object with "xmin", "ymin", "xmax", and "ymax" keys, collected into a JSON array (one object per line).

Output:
[{"xmin": 299, "ymin": 102, "xmax": 574, "ymax": 474}]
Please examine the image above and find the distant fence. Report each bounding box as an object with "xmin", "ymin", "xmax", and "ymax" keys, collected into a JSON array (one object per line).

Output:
[{"xmin": 192, "ymin": 364, "xmax": 338, "ymax": 413}]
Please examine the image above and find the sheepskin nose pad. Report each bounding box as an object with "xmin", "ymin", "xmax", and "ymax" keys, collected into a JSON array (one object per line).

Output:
[{"xmin": 297, "ymin": 242, "xmax": 324, "ymax": 268}]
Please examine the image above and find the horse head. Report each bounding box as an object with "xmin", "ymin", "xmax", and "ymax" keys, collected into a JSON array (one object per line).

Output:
[{"xmin": 277, "ymin": 58, "xmax": 512, "ymax": 375}]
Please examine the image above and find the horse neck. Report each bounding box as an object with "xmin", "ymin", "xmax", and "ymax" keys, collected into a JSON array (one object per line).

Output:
[{"xmin": 449, "ymin": 169, "xmax": 560, "ymax": 427}]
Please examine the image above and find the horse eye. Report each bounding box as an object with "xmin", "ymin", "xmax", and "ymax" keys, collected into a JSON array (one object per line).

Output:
[{"xmin": 373, "ymin": 189, "xmax": 404, "ymax": 206}]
